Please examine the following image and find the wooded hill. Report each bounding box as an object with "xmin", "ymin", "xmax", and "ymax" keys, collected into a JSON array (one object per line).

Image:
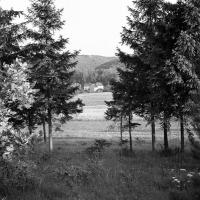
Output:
[
  {"xmin": 73, "ymin": 55, "xmax": 123, "ymax": 89},
  {"xmin": 75, "ymin": 55, "xmax": 116, "ymax": 73}
]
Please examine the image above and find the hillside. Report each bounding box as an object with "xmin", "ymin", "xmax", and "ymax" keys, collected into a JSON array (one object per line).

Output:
[
  {"xmin": 75, "ymin": 55, "xmax": 116, "ymax": 74},
  {"xmin": 72, "ymin": 55, "xmax": 123, "ymax": 89},
  {"xmin": 95, "ymin": 58, "xmax": 124, "ymax": 71}
]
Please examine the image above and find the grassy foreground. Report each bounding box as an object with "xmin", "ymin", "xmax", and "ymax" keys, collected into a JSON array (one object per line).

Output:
[{"xmin": 6, "ymin": 138, "xmax": 199, "ymax": 200}]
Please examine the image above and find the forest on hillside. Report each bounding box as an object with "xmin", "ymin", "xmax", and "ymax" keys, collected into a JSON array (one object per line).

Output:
[{"xmin": 72, "ymin": 56, "xmax": 124, "ymax": 91}]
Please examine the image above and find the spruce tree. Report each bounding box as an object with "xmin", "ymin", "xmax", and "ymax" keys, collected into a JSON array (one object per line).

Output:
[
  {"xmin": 23, "ymin": 0, "xmax": 83, "ymax": 152},
  {"xmin": 165, "ymin": 0, "xmax": 200, "ymax": 152},
  {"xmin": 116, "ymin": 0, "xmax": 165, "ymax": 151},
  {"xmin": 106, "ymin": 71, "xmax": 142, "ymax": 151},
  {"xmin": 115, "ymin": 0, "xmax": 194, "ymax": 152},
  {"xmin": 105, "ymin": 99, "xmax": 124, "ymax": 142},
  {"xmin": 0, "ymin": 7, "xmax": 37, "ymax": 131},
  {"xmin": 0, "ymin": 7, "xmax": 25, "ymax": 66}
]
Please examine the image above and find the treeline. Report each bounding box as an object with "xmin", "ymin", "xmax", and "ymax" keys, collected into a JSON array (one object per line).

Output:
[
  {"xmin": 73, "ymin": 59, "xmax": 122, "ymax": 90},
  {"xmin": 73, "ymin": 68, "xmax": 117, "ymax": 90},
  {"xmin": 106, "ymin": 0, "xmax": 200, "ymax": 153},
  {"xmin": 0, "ymin": 0, "xmax": 83, "ymax": 157}
]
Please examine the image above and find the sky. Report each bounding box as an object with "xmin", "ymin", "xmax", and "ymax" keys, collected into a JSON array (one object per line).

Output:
[{"xmin": 1, "ymin": 0, "xmax": 177, "ymax": 57}]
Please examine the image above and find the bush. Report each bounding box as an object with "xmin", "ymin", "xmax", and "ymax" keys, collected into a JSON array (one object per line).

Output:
[
  {"xmin": 0, "ymin": 129, "xmax": 41, "ymax": 198},
  {"xmin": 169, "ymin": 191, "xmax": 189, "ymax": 200},
  {"xmin": 0, "ymin": 130, "xmax": 42, "ymax": 161},
  {"xmin": 0, "ymin": 158, "xmax": 38, "ymax": 196},
  {"xmin": 119, "ymin": 139, "xmax": 128, "ymax": 146},
  {"xmin": 159, "ymin": 146, "xmax": 181, "ymax": 157},
  {"xmin": 169, "ymin": 169, "xmax": 200, "ymax": 200},
  {"xmin": 57, "ymin": 165, "xmax": 90, "ymax": 186},
  {"xmin": 86, "ymin": 139, "xmax": 111, "ymax": 159},
  {"xmin": 119, "ymin": 147, "xmax": 136, "ymax": 157}
]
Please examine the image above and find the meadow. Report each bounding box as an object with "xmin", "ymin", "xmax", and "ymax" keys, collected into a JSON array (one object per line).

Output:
[
  {"xmin": 5, "ymin": 92, "xmax": 198, "ymax": 200},
  {"xmin": 55, "ymin": 92, "xmax": 184, "ymax": 148},
  {"xmin": 7, "ymin": 138, "xmax": 199, "ymax": 200}
]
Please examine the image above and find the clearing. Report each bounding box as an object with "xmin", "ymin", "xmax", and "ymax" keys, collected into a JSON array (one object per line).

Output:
[
  {"xmin": 54, "ymin": 92, "xmax": 183, "ymax": 148},
  {"xmin": 7, "ymin": 92, "xmax": 198, "ymax": 200}
]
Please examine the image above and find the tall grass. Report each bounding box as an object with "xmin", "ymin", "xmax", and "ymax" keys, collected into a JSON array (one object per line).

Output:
[{"xmin": 3, "ymin": 139, "xmax": 199, "ymax": 200}]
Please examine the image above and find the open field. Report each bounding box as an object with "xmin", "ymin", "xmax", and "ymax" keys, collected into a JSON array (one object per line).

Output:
[
  {"xmin": 6, "ymin": 139, "xmax": 199, "ymax": 200},
  {"xmin": 57, "ymin": 119, "xmax": 182, "ymax": 138},
  {"xmin": 75, "ymin": 92, "xmax": 113, "ymax": 107},
  {"xmin": 72, "ymin": 92, "xmax": 112, "ymax": 120},
  {"xmin": 5, "ymin": 93, "xmax": 198, "ymax": 200},
  {"xmin": 54, "ymin": 92, "xmax": 183, "ymax": 148},
  {"xmin": 72, "ymin": 92, "xmax": 141, "ymax": 120}
]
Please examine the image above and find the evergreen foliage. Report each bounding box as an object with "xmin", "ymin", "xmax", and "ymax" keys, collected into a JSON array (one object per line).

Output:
[
  {"xmin": 23, "ymin": 0, "xmax": 83, "ymax": 151},
  {"xmin": 0, "ymin": 8, "xmax": 25, "ymax": 66},
  {"xmin": 107, "ymin": 0, "xmax": 199, "ymax": 152}
]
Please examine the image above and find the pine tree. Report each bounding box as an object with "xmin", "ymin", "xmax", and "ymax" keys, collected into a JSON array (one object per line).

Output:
[
  {"xmin": 23, "ymin": 0, "xmax": 83, "ymax": 152},
  {"xmin": 106, "ymin": 72, "xmax": 141, "ymax": 151},
  {"xmin": 0, "ymin": 7, "xmax": 25, "ymax": 66},
  {"xmin": 116, "ymin": 0, "xmax": 165, "ymax": 151},
  {"xmin": 105, "ymin": 99, "xmax": 124, "ymax": 142},
  {"xmin": 165, "ymin": 0, "xmax": 200, "ymax": 152},
  {"xmin": 0, "ymin": 7, "xmax": 36, "ymax": 131},
  {"xmin": 116, "ymin": 0, "xmax": 194, "ymax": 152}
]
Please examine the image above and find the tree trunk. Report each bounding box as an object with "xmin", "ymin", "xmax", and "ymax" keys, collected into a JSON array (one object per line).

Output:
[
  {"xmin": 28, "ymin": 125, "xmax": 32, "ymax": 135},
  {"xmin": 28, "ymin": 110, "xmax": 32, "ymax": 135},
  {"xmin": 180, "ymin": 113, "xmax": 184, "ymax": 152},
  {"xmin": 151, "ymin": 114, "xmax": 156, "ymax": 151},
  {"xmin": 42, "ymin": 117, "xmax": 47, "ymax": 143},
  {"xmin": 120, "ymin": 115, "xmax": 123, "ymax": 142},
  {"xmin": 128, "ymin": 113, "xmax": 133, "ymax": 152},
  {"xmin": 163, "ymin": 119, "xmax": 168, "ymax": 151},
  {"xmin": 48, "ymin": 107, "xmax": 53, "ymax": 152}
]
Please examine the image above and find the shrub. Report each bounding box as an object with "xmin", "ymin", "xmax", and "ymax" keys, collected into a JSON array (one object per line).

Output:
[
  {"xmin": 159, "ymin": 146, "xmax": 181, "ymax": 157},
  {"xmin": 119, "ymin": 147, "xmax": 136, "ymax": 157},
  {"xmin": 135, "ymin": 137, "xmax": 145, "ymax": 146},
  {"xmin": 119, "ymin": 139, "xmax": 128, "ymax": 146},
  {"xmin": 56, "ymin": 165, "xmax": 90, "ymax": 187},
  {"xmin": 86, "ymin": 139, "xmax": 111, "ymax": 154},
  {"xmin": 0, "ymin": 158, "xmax": 38, "ymax": 195},
  {"xmin": 169, "ymin": 169, "xmax": 200, "ymax": 200},
  {"xmin": 94, "ymin": 139, "xmax": 112, "ymax": 149},
  {"xmin": 0, "ymin": 130, "xmax": 42, "ymax": 161},
  {"xmin": 0, "ymin": 129, "xmax": 41, "ymax": 198}
]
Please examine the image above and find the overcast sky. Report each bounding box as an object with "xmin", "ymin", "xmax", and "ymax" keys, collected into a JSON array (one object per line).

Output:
[{"xmin": 1, "ymin": 0, "xmax": 177, "ymax": 57}]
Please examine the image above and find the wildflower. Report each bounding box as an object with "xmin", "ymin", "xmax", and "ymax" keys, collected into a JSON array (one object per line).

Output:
[
  {"xmin": 187, "ymin": 173, "xmax": 193, "ymax": 178},
  {"xmin": 174, "ymin": 179, "xmax": 180, "ymax": 183},
  {"xmin": 172, "ymin": 177, "xmax": 180, "ymax": 182},
  {"xmin": 6, "ymin": 144, "xmax": 14, "ymax": 152},
  {"xmin": 2, "ymin": 152, "xmax": 12, "ymax": 161}
]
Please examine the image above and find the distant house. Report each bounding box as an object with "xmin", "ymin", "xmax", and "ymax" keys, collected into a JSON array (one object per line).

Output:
[
  {"xmin": 94, "ymin": 82, "xmax": 104, "ymax": 92},
  {"xmin": 83, "ymin": 82, "xmax": 104, "ymax": 93},
  {"xmin": 90, "ymin": 84, "xmax": 96, "ymax": 93},
  {"xmin": 84, "ymin": 84, "xmax": 90, "ymax": 92}
]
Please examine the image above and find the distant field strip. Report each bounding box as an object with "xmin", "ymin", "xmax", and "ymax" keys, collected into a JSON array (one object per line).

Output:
[
  {"xmin": 55, "ymin": 119, "xmax": 181, "ymax": 142},
  {"xmin": 73, "ymin": 92, "xmax": 112, "ymax": 120},
  {"xmin": 75, "ymin": 92, "xmax": 113, "ymax": 106},
  {"xmin": 58, "ymin": 92, "xmax": 182, "ymax": 141},
  {"xmin": 73, "ymin": 105, "xmax": 107, "ymax": 120},
  {"xmin": 73, "ymin": 92, "xmax": 140, "ymax": 120}
]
